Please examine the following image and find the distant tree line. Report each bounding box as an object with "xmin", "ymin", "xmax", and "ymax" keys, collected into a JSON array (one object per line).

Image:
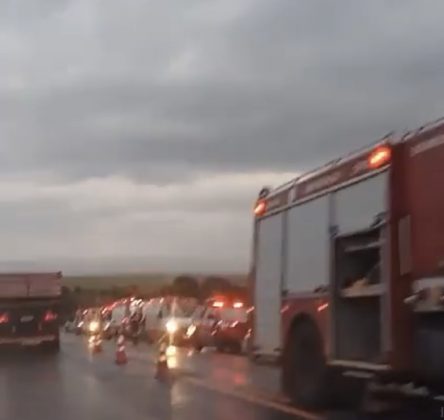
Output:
[
  {"xmin": 167, "ymin": 275, "xmax": 246, "ymax": 301},
  {"xmin": 60, "ymin": 275, "xmax": 247, "ymax": 319}
]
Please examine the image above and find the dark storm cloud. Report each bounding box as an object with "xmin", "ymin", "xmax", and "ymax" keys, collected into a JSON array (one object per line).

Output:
[
  {"xmin": 2, "ymin": 0, "xmax": 444, "ymax": 183},
  {"xmin": 2, "ymin": 0, "xmax": 444, "ymax": 272}
]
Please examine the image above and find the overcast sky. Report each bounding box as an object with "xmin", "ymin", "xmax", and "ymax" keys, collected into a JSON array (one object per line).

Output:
[{"xmin": 1, "ymin": 0, "xmax": 444, "ymax": 274}]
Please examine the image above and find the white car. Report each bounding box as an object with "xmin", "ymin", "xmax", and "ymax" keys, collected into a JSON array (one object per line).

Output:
[{"xmin": 142, "ymin": 297, "xmax": 198, "ymax": 344}]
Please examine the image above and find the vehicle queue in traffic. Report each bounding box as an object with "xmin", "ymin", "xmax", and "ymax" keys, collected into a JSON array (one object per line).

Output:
[{"xmin": 65, "ymin": 295, "xmax": 251, "ymax": 355}]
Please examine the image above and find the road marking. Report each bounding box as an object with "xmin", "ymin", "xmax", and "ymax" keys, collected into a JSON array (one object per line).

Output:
[{"xmin": 184, "ymin": 376, "xmax": 323, "ymax": 420}]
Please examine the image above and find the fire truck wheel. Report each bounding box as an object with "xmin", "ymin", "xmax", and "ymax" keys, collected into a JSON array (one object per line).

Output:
[{"xmin": 283, "ymin": 320, "xmax": 329, "ymax": 409}]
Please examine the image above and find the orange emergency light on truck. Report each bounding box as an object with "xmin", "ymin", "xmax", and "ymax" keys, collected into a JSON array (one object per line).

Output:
[
  {"xmin": 250, "ymin": 116, "xmax": 444, "ymax": 408},
  {"xmin": 0, "ymin": 272, "xmax": 62, "ymax": 352}
]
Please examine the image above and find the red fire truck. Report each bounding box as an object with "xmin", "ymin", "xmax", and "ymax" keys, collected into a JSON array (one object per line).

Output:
[{"xmin": 250, "ymin": 117, "xmax": 444, "ymax": 408}]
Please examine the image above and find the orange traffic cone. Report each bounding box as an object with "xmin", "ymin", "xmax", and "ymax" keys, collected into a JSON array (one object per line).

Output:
[
  {"xmin": 115, "ymin": 334, "xmax": 127, "ymax": 365},
  {"xmin": 88, "ymin": 334, "xmax": 103, "ymax": 353},
  {"xmin": 94, "ymin": 337, "xmax": 103, "ymax": 353},
  {"xmin": 155, "ymin": 341, "xmax": 169, "ymax": 381}
]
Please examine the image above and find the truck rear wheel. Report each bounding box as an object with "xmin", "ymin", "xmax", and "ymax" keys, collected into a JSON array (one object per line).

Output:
[{"xmin": 282, "ymin": 321, "xmax": 329, "ymax": 409}]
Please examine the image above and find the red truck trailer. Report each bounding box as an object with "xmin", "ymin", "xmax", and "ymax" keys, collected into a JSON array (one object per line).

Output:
[
  {"xmin": 250, "ymin": 117, "xmax": 444, "ymax": 408},
  {"xmin": 0, "ymin": 272, "xmax": 62, "ymax": 351}
]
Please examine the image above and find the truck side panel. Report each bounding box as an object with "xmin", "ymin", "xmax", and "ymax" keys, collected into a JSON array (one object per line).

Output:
[
  {"xmin": 0, "ymin": 277, "xmax": 27, "ymax": 298},
  {"xmin": 388, "ymin": 125, "xmax": 444, "ymax": 372},
  {"xmin": 388, "ymin": 142, "xmax": 413, "ymax": 370},
  {"xmin": 253, "ymin": 213, "xmax": 284, "ymax": 356},
  {"xmin": 0, "ymin": 273, "xmax": 61, "ymax": 299},
  {"xmin": 285, "ymin": 195, "xmax": 330, "ymax": 294},
  {"xmin": 406, "ymin": 128, "xmax": 444, "ymax": 278},
  {"xmin": 397, "ymin": 125, "xmax": 444, "ymax": 378}
]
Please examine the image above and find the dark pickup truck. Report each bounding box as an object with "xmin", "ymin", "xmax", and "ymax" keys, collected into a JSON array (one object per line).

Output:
[{"xmin": 0, "ymin": 272, "xmax": 62, "ymax": 352}]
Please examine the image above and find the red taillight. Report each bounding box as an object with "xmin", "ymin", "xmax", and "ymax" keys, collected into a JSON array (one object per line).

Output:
[
  {"xmin": 43, "ymin": 310, "xmax": 58, "ymax": 322},
  {"xmin": 233, "ymin": 302, "xmax": 244, "ymax": 309},
  {"xmin": 368, "ymin": 145, "xmax": 391, "ymax": 169},
  {"xmin": 212, "ymin": 301, "xmax": 224, "ymax": 308},
  {"xmin": 317, "ymin": 302, "xmax": 329, "ymax": 313},
  {"xmin": 0, "ymin": 312, "xmax": 9, "ymax": 324}
]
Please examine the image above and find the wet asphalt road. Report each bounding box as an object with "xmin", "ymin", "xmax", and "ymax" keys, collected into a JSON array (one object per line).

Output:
[
  {"xmin": 0, "ymin": 334, "xmax": 306, "ymax": 420},
  {"xmin": 0, "ymin": 334, "xmax": 440, "ymax": 420}
]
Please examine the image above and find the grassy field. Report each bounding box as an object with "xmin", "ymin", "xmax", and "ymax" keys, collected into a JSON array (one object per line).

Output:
[
  {"xmin": 63, "ymin": 273, "xmax": 247, "ymax": 293},
  {"xmin": 63, "ymin": 273, "xmax": 172, "ymax": 293}
]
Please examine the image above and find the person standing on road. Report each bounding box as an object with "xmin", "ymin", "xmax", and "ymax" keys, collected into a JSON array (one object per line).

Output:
[
  {"xmin": 129, "ymin": 307, "xmax": 144, "ymax": 343},
  {"xmin": 74, "ymin": 308, "xmax": 82, "ymax": 324},
  {"xmin": 130, "ymin": 307, "xmax": 143, "ymax": 328}
]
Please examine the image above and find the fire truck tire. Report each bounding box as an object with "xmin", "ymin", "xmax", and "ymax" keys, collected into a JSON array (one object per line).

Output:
[{"xmin": 282, "ymin": 320, "xmax": 330, "ymax": 409}]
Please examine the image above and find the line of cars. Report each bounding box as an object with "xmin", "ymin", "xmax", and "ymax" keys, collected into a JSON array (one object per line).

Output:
[
  {"xmin": 65, "ymin": 295, "xmax": 251, "ymax": 354},
  {"xmin": 64, "ymin": 300, "xmax": 136, "ymax": 339}
]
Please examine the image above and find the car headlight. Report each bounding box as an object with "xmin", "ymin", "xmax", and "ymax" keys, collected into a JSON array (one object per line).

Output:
[
  {"xmin": 166, "ymin": 345, "xmax": 177, "ymax": 356},
  {"xmin": 166, "ymin": 319, "xmax": 178, "ymax": 334},
  {"xmin": 186, "ymin": 325, "xmax": 196, "ymax": 337},
  {"xmin": 89, "ymin": 321, "xmax": 99, "ymax": 333}
]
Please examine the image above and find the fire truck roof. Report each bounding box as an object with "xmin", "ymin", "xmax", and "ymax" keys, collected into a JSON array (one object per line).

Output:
[{"xmin": 255, "ymin": 115, "xmax": 444, "ymax": 215}]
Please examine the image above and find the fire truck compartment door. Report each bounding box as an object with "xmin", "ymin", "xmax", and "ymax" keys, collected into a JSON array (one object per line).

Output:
[
  {"xmin": 334, "ymin": 172, "xmax": 388, "ymax": 234},
  {"xmin": 286, "ymin": 195, "xmax": 330, "ymax": 294},
  {"xmin": 254, "ymin": 213, "xmax": 284, "ymax": 356}
]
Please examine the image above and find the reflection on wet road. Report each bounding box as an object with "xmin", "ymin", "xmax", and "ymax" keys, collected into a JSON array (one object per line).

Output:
[
  {"xmin": 0, "ymin": 334, "xmax": 440, "ymax": 420},
  {"xmin": 0, "ymin": 334, "xmax": 302, "ymax": 420}
]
